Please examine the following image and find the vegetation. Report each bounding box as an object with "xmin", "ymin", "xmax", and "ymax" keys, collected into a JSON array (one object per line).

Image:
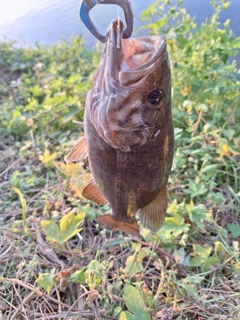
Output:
[{"xmin": 0, "ymin": 0, "xmax": 239, "ymax": 319}]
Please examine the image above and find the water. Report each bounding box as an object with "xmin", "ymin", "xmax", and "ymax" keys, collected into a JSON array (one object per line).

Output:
[{"xmin": 0, "ymin": 0, "xmax": 239, "ymax": 48}]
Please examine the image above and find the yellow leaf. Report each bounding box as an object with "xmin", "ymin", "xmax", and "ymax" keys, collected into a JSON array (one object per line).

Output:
[
  {"xmin": 39, "ymin": 149, "xmax": 58, "ymax": 167},
  {"xmin": 13, "ymin": 187, "xmax": 27, "ymax": 226},
  {"xmin": 57, "ymin": 162, "xmax": 92, "ymax": 198},
  {"xmin": 167, "ymin": 198, "xmax": 178, "ymax": 213},
  {"xmin": 220, "ymin": 143, "xmax": 230, "ymax": 156},
  {"xmin": 59, "ymin": 212, "xmax": 85, "ymax": 242},
  {"xmin": 60, "ymin": 212, "xmax": 75, "ymax": 232},
  {"xmin": 57, "ymin": 162, "xmax": 83, "ymax": 177}
]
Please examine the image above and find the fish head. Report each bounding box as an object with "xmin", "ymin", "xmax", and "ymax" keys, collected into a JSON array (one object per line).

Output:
[{"xmin": 89, "ymin": 19, "xmax": 171, "ymax": 152}]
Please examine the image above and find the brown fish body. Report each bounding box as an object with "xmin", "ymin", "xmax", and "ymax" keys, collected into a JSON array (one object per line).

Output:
[{"xmin": 66, "ymin": 19, "xmax": 174, "ymax": 236}]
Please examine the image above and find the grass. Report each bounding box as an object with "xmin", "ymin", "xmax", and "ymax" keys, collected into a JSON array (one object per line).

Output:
[{"xmin": 0, "ymin": 0, "xmax": 239, "ymax": 319}]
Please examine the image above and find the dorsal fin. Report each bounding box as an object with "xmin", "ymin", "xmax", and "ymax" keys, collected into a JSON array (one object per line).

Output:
[
  {"xmin": 139, "ymin": 186, "xmax": 168, "ymax": 232},
  {"xmin": 82, "ymin": 180, "xmax": 108, "ymax": 205},
  {"xmin": 64, "ymin": 136, "xmax": 88, "ymax": 163},
  {"xmin": 96, "ymin": 214, "xmax": 140, "ymax": 237},
  {"xmin": 73, "ymin": 120, "xmax": 84, "ymax": 128}
]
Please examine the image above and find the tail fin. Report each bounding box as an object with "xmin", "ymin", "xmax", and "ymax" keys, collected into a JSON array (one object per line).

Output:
[
  {"xmin": 139, "ymin": 186, "xmax": 168, "ymax": 232},
  {"xmin": 96, "ymin": 214, "xmax": 140, "ymax": 237}
]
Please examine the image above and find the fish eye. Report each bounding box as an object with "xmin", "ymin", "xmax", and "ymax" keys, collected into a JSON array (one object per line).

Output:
[{"xmin": 147, "ymin": 89, "xmax": 164, "ymax": 105}]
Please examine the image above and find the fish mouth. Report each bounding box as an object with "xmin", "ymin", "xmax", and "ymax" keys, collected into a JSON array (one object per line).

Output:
[{"xmin": 105, "ymin": 19, "xmax": 167, "ymax": 87}]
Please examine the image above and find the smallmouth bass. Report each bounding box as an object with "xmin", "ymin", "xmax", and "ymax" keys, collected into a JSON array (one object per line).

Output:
[{"xmin": 66, "ymin": 19, "xmax": 174, "ymax": 237}]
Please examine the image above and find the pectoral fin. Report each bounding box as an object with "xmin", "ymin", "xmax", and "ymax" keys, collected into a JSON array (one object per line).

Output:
[
  {"xmin": 139, "ymin": 186, "xmax": 168, "ymax": 232},
  {"xmin": 82, "ymin": 180, "xmax": 108, "ymax": 205},
  {"xmin": 96, "ymin": 214, "xmax": 140, "ymax": 237},
  {"xmin": 65, "ymin": 136, "xmax": 88, "ymax": 163}
]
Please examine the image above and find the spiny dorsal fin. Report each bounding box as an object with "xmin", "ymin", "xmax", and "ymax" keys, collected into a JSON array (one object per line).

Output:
[
  {"xmin": 139, "ymin": 186, "xmax": 168, "ymax": 232},
  {"xmin": 96, "ymin": 214, "xmax": 140, "ymax": 237},
  {"xmin": 82, "ymin": 180, "xmax": 108, "ymax": 205},
  {"xmin": 73, "ymin": 120, "xmax": 84, "ymax": 128},
  {"xmin": 64, "ymin": 136, "xmax": 87, "ymax": 163}
]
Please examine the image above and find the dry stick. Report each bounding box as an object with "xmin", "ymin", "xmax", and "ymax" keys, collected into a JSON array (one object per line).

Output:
[
  {"xmin": 80, "ymin": 285, "xmax": 101, "ymax": 320},
  {"xmin": 98, "ymin": 314, "xmax": 118, "ymax": 320},
  {"xmin": 0, "ymin": 159, "xmax": 21, "ymax": 177},
  {"xmin": 53, "ymin": 286, "xmax": 62, "ymax": 320},
  {"xmin": 191, "ymin": 109, "xmax": 203, "ymax": 138},
  {"xmin": 10, "ymin": 291, "xmax": 36, "ymax": 320},
  {"xmin": 32, "ymin": 312, "xmax": 117, "ymax": 319},
  {"xmin": 132, "ymin": 238, "xmax": 187, "ymax": 277},
  {"xmin": 154, "ymin": 266, "xmax": 165, "ymax": 300},
  {"xmin": 0, "ymin": 244, "xmax": 13, "ymax": 259},
  {"xmin": 64, "ymin": 288, "xmax": 99, "ymax": 319},
  {"xmin": 4, "ymin": 278, "xmax": 80, "ymax": 311}
]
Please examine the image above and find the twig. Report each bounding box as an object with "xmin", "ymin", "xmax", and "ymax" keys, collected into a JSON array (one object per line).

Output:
[
  {"xmin": 0, "ymin": 159, "xmax": 21, "ymax": 177},
  {"xmin": 191, "ymin": 109, "xmax": 203, "ymax": 138},
  {"xmin": 64, "ymin": 288, "xmax": 99, "ymax": 319},
  {"xmin": 132, "ymin": 238, "xmax": 187, "ymax": 277},
  {"xmin": 154, "ymin": 265, "xmax": 165, "ymax": 300},
  {"xmin": 10, "ymin": 291, "xmax": 35, "ymax": 320},
  {"xmin": 4, "ymin": 278, "xmax": 80, "ymax": 311},
  {"xmin": 0, "ymin": 244, "xmax": 13, "ymax": 259}
]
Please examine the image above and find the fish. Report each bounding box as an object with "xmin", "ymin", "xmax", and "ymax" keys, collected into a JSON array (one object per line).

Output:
[{"xmin": 65, "ymin": 19, "xmax": 174, "ymax": 237}]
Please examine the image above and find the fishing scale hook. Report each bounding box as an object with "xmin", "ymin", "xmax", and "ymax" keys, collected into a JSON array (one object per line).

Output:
[{"xmin": 80, "ymin": 0, "xmax": 133, "ymax": 43}]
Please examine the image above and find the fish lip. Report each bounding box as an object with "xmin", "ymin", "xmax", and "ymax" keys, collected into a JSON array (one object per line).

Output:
[
  {"xmin": 104, "ymin": 20, "xmax": 167, "ymax": 87},
  {"xmin": 119, "ymin": 36, "xmax": 167, "ymax": 86},
  {"xmin": 103, "ymin": 19, "xmax": 125, "ymax": 90}
]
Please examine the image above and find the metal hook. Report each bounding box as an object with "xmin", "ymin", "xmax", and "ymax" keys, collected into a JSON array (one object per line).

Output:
[{"xmin": 80, "ymin": 0, "xmax": 133, "ymax": 43}]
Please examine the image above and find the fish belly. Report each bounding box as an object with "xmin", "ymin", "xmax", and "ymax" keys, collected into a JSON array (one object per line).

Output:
[{"xmin": 85, "ymin": 108, "xmax": 174, "ymax": 224}]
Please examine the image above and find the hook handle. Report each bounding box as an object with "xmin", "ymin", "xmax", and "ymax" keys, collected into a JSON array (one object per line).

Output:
[{"xmin": 80, "ymin": 0, "xmax": 133, "ymax": 43}]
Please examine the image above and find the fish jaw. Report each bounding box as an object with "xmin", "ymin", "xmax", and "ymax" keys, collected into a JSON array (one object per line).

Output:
[{"xmin": 89, "ymin": 19, "xmax": 171, "ymax": 152}]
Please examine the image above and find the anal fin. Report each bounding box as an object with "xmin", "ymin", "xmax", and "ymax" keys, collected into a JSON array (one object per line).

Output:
[
  {"xmin": 82, "ymin": 180, "xmax": 108, "ymax": 205},
  {"xmin": 96, "ymin": 214, "xmax": 140, "ymax": 237},
  {"xmin": 65, "ymin": 136, "xmax": 88, "ymax": 163},
  {"xmin": 139, "ymin": 186, "xmax": 168, "ymax": 232}
]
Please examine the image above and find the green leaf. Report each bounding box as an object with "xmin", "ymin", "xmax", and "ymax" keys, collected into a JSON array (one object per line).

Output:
[
  {"xmin": 200, "ymin": 164, "xmax": 217, "ymax": 179},
  {"xmin": 36, "ymin": 273, "xmax": 56, "ymax": 294},
  {"xmin": 184, "ymin": 180, "xmax": 208, "ymax": 198},
  {"xmin": 114, "ymin": 306, "xmax": 122, "ymax": 318},
  {"xmin": 178, "ymin": 282, "xmax": 197, "ymax": 295},
  {"xmin": 223, "ymin": 2, "xmax": 229, "ymax": 10},
  {"xmin": 162, "ymin": 212, "xmax": 190, "ymax": 237},
  {"xmin": 123, "ymin": 285, "xmax": 151, "ymax": 320},
  {"xmin": 41, "ymin": 220, "xmax": 63, "ymax": 244},
  {"xmin": 124, "ymin": 248, "xmax": 149, "ymax": 276},
  {"xmin": 174, "ymin": 247, "xmax": 190, "ymax": 266},
  {"xmin": 70, "ymin": 269, "xmax": 86, "ymax": 284},
  {"xmin": 186, "ymin": 203, "xmax": 207, "ymax": 229},
  {"xmin": 85, "ymin": 260, "xmax": 104, "ymax": 290},
  {"xmin": 190, "ymin": 256, "xmax": 203, "ymax": 267},
  {"xmin": 193, "ymin": 244, "xmax": 212, "ymax": 259},
  {"xmin": 124, "ymin": 255, "xmax": 143, "ymax": 276},
  {"xmin": 184, "ymin": 275, "xmax": 204, "ymax": 284},
  {"xmin": 41, "ymin": 212, "xmax": 85, "ymax": 244},
  {"xmin": 227, "ymin": 223, "xmax": 240, "ymax": 238},
  {"xmin": 203, "ymin": 257, "xmax": 219, "ymax": 272},
  {"xmin": 86, "ymin": 260, "xmax": 103, "ymax": 274}
]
